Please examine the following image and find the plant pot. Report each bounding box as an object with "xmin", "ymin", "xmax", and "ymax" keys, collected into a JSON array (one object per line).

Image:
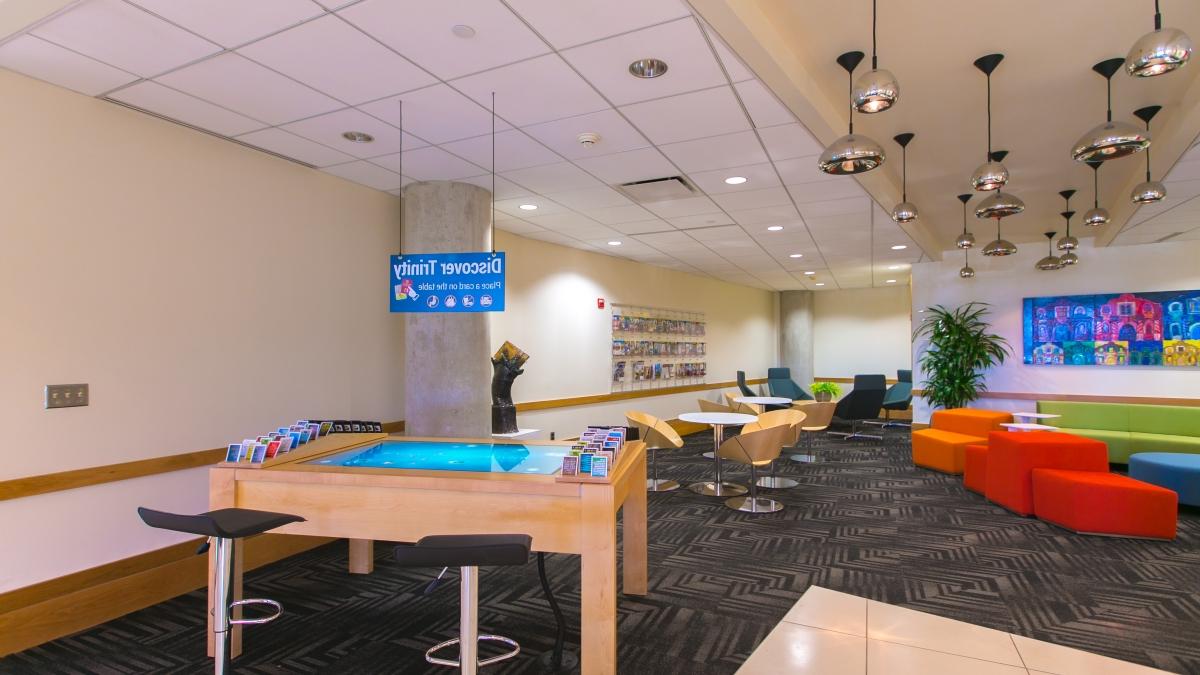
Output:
[{"xmin": 815, "ymin": 392, "xmax": 832, "ymax": 402}]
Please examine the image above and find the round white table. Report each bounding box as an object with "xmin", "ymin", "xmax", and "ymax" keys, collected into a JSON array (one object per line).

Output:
[
  {"xmin": 733, "ymin": 396, "xmax": 792, "ymax": 407},
  {"xmin": 679, "ymin": 412, "xmax": 756, "ymax": 497},
  {"xmin": 1012, "ymin": 412, "xmax": 1061, "ymax": 422},
  {"xmin": 1000, "ymin": 422, "xmax": 1059, "ymax": 432}
]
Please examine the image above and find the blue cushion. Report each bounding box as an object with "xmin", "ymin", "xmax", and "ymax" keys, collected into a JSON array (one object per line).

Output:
[{"xmin": 1129, "ymin": 453, "xmax": 1200, "ymax": 506}]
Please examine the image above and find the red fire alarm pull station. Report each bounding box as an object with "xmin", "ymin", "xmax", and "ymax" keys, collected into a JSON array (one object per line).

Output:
[{"xmin": 597, "ymin": 298, "xmax": 605, "ymax": 309}]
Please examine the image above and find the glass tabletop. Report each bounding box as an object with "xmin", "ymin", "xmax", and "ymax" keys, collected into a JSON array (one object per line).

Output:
[{"xmin": 304, "ymin": 440, "xmax": 570, "ymax": 474}]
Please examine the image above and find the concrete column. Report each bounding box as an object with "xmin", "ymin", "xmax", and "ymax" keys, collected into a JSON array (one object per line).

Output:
[
  {"xmin": 779, "ymin": 290, "xmax": 814, "ymax": 391},
  {"xmin": 402, "ymin": 181, "xmax": 492, "ymax": 438}
]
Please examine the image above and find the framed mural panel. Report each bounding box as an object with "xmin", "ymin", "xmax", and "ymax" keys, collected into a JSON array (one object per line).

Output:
[{"xmin": 1023, "ymin": 290, "xmax": 1200, "ymax": 367}]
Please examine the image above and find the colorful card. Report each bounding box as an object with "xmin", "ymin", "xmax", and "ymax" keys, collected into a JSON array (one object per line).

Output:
[
  {"xmin": 225, "ymin": 443, "xmax": 243, "ymax": 463},
  {"xmin": 319, "ymin": 421, "xmax": 333, "ymax": 437},
  {"xmin": 561, "ymin": 455, "xmax": 579, "ymax": 476},
  {"xmin": 590, "ymin": 455, "xmax": 609, "ymax": 478},
  {"xmin": 277, "ymin": 436, "xmax": 294, "ymax": 454},
  {"xmin": 265, "ymin": 440, "xmax": 282, "ymax": 459},
  {"xmin": 579, "ymin": 453, "xmax": 594, "ymax": 474},
  {"xmin": 250, "ymin": 443, "xmax": 268, "ymax": 463},
  {"xmin": 289, "ymin": 431, "xmax": 302, "ymax": 447}
]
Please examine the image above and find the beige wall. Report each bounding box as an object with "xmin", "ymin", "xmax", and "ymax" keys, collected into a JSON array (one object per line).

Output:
[
  {"xmin": 0, "ymin": 70, "xmax": 404, "ymax": 590},
  {"xmin": 813, "ymin": 286, "xmax": 912, "ymax": 381},
  {"xmin": 490, "ymin": 230, "xmax": 779, "ymax": 436}
]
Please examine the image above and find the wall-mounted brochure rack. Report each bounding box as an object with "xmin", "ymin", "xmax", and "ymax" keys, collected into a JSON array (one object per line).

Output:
[{"xmin": 611, "ymin": 303, "xmax": 706, "ymax": 393}]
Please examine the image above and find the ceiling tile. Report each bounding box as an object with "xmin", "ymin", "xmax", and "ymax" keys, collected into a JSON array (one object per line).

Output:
[
  {"xmin": 341, "ymin": 0, "xmax": 550, "ymax": 80},
  {"xmin": 157, "ymin": 53, "xmax": 342, "ymax": 125},
  {"xmin": 235, "ymin": 127, "xmax": 356, "ymax": 166},
  {"xmin": 502, "ymin": 161, "xmax": 604, "ymax": 193},
  {"xmin": 644, "ymin": 196, "xmax": 721, "ymax": 218},
  {"xmin": 321, "ymin": 160, "xmax": 402, "ymax": 190},
  {"xmin": 798, "ymin": 197, "xmax": 871, "ymax": 219},
  {"xmin": 733, "ymin": 79, "xmax": 795, "ymax": 128},
  {"xmin": 544, "ymin": 186, "xmax": 631, "ymax": 211},
  {"xmin": 758, "ymin": 123, "xmax": 823, "ymax": 161},
  {"xmin": 238, "ymin": 15, "xmax": 435, "ymax": 105},
  {"xmin": 128, "ymin": 0, "xmax": 324, "ymax": 48},
  {"xmin": 775, "ymin": 155, "xmax": 841, "ymax": 185},
  {"xmin": 711, "ymin": 186, "xmax": 791, "ymax": 211},
  {"xmin": 727, "ymin": 205, "xmax": 801, "ymax": 225},
  {"xmin": 495, "ymin": 197, "xmax": 567, "ymax": 217},
  {"xmin": 561, "ymin": 18, "xmax": 724, "ymax": 106},
  {"xmin": 371, "ymin": 146, "xmax": 485, "ymax": 181},
  {"xmin": 588, "ymin": 204, "xmax": 657, "ymax": 224},
  {"xmin": 451, "ymin": 54, "xmax": 608, "ymax": 127},
  {"xmin": 495, "ymin": 219, "xmax": 546, "ymax": 235},
  {"xmin": 668, "ymin": 213, "xmax": 733, "ymax": 228},
  {"xmin": 505, "ymin": 0, "xmax": 691, "ymax": 49},
  {"xmin": 281, "ymin": 107, "xmax": 424, "ymax": 158},
  {"xmin": 522, "ymin": 109, "xmax": 649, "ymax": 160},
  {"xmin": 620, "ymin": 86, "xmax": 749, "ymax": 145},
  {"xmin": 573, "ymin": 147, "xmax": 678, "ymax": 185},
  {"xmin": 659, "ymin": 130, "xmax": 767, "ymax": 172},
  {"xmin": 524, "ymin": 212, "xmax": 603, "ymax": 231},
  {"xmin": 613, "ymin": 220, "xmax": 673, "ymax": 234},
  {"xmin": 33, "ymin": 0, "xmax": 220, "ymax": 78},
  {"xmin": 359, "ymin": 85, "xmax": 510, "ymax": 145},
  {"xmin": 110, "ymin": 81, "xmax": 266, "ymax": 136},
  {"xmin": 440, "ymin": 129, "xmax": 561, "ymax": 172},
  {"xmin": 701, "ymin": 24, "xmax": 753, "ymax": 82},
  {"xmin": 786, "ymin": 179, "xmax": 865, "ymax": 203},
  {"xmin": 0, "ymin": 35, "xmax": 136, "ymax": 96},
  {"xmin": 688, "ymin": 162, "xmax": 781, "ymax": 194},
  {"xmin": 456, "ymin": 174, "xmax": 532, "ymax": 200}
]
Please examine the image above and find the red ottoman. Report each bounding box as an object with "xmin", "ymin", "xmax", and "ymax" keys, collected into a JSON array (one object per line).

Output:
[
  {"xmin": 985, "ymin": 431, "xmax": 1108, "ymax": 516},
  {"xmin": 964, "ymin": 444, "xmax": 988, "ymax": 494},
  {"xmin": 1032, "ymin": 469, "xmax": 1178, "ymax": 539}
]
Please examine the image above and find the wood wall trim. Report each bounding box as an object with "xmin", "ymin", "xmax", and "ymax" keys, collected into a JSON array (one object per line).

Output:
[
  {"xmin": 0, "ymin": 421, "xmax": 407, "ymax": 503},
  {"xmin": 0, "ymin": 533, "xmax": 334, "ymax": 657},
  {"xmin": 514, "ymin": 377, "xmax": 766, "ymax": 413},
  {"xmin": 815, "ymin": 376, "xmax": 899, "ymax": 385}
]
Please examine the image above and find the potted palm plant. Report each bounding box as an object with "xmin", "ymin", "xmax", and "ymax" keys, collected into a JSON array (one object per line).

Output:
[
  {"xmin": 810, "ymin": 381, "xmax": 841, "ymax": 402},
  {"xmin": 913, "ymin": 303, "xmax": 1010, "ymax": 410}
]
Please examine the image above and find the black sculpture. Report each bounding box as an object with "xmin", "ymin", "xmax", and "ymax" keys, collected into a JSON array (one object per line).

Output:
[{"xmin": 491, "ymin": 341, "xmax": 529, "ymax": 434}]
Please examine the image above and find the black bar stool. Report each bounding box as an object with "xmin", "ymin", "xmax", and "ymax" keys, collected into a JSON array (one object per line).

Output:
[
  {"xmin": 137, "ymin": 507, "xmax": 305, "ymax": 674},
  {"xmin": 395, "ymin": 534, "xmax": 531, "ymax": 674}
]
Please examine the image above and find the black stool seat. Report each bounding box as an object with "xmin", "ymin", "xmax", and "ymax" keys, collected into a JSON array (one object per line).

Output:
[
  {"xmin": 395, "ymin": 534, "xmax": 531, "ymax": 568},
  {"xmin": 137, "ymin": 507, "xmax": 305, "ymax": 539}
]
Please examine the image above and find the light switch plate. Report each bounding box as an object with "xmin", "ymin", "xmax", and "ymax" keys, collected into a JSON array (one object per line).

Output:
[{"xmin": 45, "ymin": 383, "xmax": 88, "ymax": 409}]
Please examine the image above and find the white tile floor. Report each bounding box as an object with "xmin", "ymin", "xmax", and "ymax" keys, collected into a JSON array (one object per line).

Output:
[{"xmin": 738, "ymin": 586, "xmax": 1172, "ymax": 674}]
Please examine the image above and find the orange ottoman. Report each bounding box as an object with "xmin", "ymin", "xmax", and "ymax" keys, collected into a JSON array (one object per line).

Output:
[
  {"xmin": 913, "ymin": 429, "xmax": 978, "ymax": 474},
  {"xmin": 964, "ymin": 444, "xmax": 988, "ymax": 493},
  {"xmin": 985, "ymin": 431, "xmax": 1109, "ymax": 516},
  {"xmin": 931, "ymin": 408, "xmax": 1013, "ymax": 437},
  {"xmin": 1032, "ymin": 469, "xmax": 1178, "ymax": 539}
]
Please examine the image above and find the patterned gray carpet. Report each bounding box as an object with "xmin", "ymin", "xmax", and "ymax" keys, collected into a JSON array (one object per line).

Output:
[{"xmin": 4, "ymin": 427, "xmax": 1200, "ymax": 674}]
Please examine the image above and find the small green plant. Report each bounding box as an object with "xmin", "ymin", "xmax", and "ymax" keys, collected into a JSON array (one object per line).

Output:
[
  {"xmin": 810, "ymin": 381, "xmax": 842, "ymax": 400},
  {"xmin": 913, "ymin": 303, "xmax": 1011, "ymax": 410}
]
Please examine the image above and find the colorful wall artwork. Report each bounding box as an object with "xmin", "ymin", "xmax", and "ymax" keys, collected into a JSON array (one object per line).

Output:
[{"xmin": 1023, "ymin": 290, "xmax": 1200, "ymax": 367}]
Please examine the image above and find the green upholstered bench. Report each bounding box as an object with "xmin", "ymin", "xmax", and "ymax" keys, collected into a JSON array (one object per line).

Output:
[{"xmin": 1037, "ymin": 401, "xmax": 1200, "ymax": 463}]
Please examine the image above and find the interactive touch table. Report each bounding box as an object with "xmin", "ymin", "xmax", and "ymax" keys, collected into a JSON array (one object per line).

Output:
[{"xmin": 208, "ymin": 433, "xmax": 647, "ymax": 674}]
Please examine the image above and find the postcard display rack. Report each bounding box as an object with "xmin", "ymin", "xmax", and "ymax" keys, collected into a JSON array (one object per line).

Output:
[{"xmin": 611, "ymin": 304, "xmax": 706, "ymax": 393}]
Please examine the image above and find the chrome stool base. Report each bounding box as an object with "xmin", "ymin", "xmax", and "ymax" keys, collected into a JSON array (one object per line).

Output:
[
  {"xmin": 790, "ymin": 453, "xmax": 817, "ymax": 464},
  {"xmin": 688, "ymin": 481, "xmax": 747, "ymax": 497},
  {"xmin": 647, "ymin": 478, "xmax": 680, "ymax": 492},
  {"xmin": 725, "ymin": 496, "xmax": 783, "ymax": 513},
  {"xmin": 756, "ymin": 476, "xmax": 799, "ymax": 489},
  {"xmin": 426, "ymin": 635, "xmax": 520, "ymax": 669}
]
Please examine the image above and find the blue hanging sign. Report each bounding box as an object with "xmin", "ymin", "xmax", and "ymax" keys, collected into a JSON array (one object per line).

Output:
[{"xmin": 390, "ymin": 252, "xmax": 505, "ymax": 313}]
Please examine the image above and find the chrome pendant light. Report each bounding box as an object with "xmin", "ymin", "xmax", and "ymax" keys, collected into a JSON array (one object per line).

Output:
[
  {"xmin": 975, "ymin": 151, "xmax": 1024, "ymax": 220},
  {"xmin": 819, "ymin": 51, "xmax": 886, "ymax": 175},
  {"xmin": 1057, "ymin": 189, "xmax": 1079, "ymax": 253},
  {"xmin": 891, "ymin": 132, "xmax": 918, "ymax": 223},
  {"xmin": 955, "ymin": 193, "xmax": 975, "ymax": 248},
  {"xmin": 1059, "ymin": 208, "xmax": 1080, "ymax": 266},
  {"xmin": 981, "ymin": 214, "xmax": 1018, "ymax": 257},
  {"xmin": 970, "ymin": 54, "xmax": 1009, "ymax": 191},
  {"xmin": 1083, "ymin": 160, "xmax": 1111, "ymax": 227},
  {"xmin": 852, "ymin": 0, "xmax": 899, "ymax": 113},
  {"xmin": 1131, "ymin": 105, "xmax": 1167, "ymax": 204},
  {"xmin": 960, "ymin": 247, "xmax": 976, "ymax": 278},
  {"xmin": 1072, "ymin": 58, "xmax": 1151, "ymax": 162},
  {"xmin": 1035, "ymin": 232, "xmax": 1064, "ymax": 271},
  {"xmin": 1127, "ymin": 0, "xmax": 1193, "ymax": 77}
]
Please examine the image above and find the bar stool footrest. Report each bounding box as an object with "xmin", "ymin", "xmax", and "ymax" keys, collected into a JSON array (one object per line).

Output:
[
  {"xmin": 426, "ymin": 635, "xmax": 520, "ymax": 668},
  {"xmin": 229, "ymin": 598, "xmax": 283, "ymax": 625}
]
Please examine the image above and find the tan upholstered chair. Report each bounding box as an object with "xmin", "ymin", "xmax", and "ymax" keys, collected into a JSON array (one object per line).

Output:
[
  {"xmin": 790, "ymin": 401, "xmax": 837, "ymax": 463},
  {"xmin": 716, "ymin": 424, "xmax": 795, "ymax": 513},
  {"xmin": 743, "ymin": 409, "xmax": 807, "ymax": 489},
  {"xmin": 697, "ymin": 398, "xmax": 732, "ymax": 413},
  {"xmin": 724, "ymin": 392, "xmax": 761, "ymax": 415},
  {"xmin": 626, "ymin": 411, "xmax": 684, "ymax": 492}
]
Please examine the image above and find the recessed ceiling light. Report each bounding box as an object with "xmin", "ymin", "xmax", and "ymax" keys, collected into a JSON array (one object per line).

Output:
[
  {"xmin": 891, "ymin": 244, "xmax": 908, "ymax": 250},
  {"xmin": 887, "ymin": 264, "xmax": 903, "ymax": 270},
  {"xmin": 804, "ymin": 271, "xmax": 816, "ymax": 275},
  {"xmin": 789, "ymin": 253, "xmax": 803, "ymax": 258},
  {"xmin": 607, "ymin": 240, "xmax": 622, "ymax": 246},
  {"xmin": 724, "ymin": 176, "xmax": 748, "ymax": 185},
  {"xmin": 766, "ymin": 225, "xmax": 784, "ymax": 231},
  {"xmin": 451, "ymin": 24, "xmax": 476, "ymax": 38},
  {"xmin": 629, "ymin": 58, "xmax": 669, "ymax": 78},
  {"xmin": 342, "ymin": 131, "xmax": 373, "ymax": 143},
  {"xmin": 519, "ymin": 204, "xmax": 538, "ymax": 211},
  {"xmin": 815, "ymin": 282, "xmax": 826, "ymax": 286},
  {"xmin": 886, "ymin": 279, "xmax": 897, "ymax": 283}
]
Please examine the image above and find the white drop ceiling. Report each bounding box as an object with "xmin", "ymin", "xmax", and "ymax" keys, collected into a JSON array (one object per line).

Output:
[
  {"xmin": 1112, "ymin": 139, "xmax": 1200, "ymax": 246},
  {"xmin": 0, "ymin": 0, "xmax": 931, "ymax": 291}
]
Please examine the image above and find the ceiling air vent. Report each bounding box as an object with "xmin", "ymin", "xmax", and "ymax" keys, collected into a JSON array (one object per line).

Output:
[{"xmin": 616, "ymin": 176, "xmax": 695, "ymax": 203}]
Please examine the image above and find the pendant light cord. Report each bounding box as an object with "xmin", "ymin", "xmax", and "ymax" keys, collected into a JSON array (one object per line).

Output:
[
  {"xmin": 1105, "ymin": 76, "xmax": 1113, "ymax": 122},
  {"xmin": 871, "ymin": 0, "xmax": 878, "ymax": 69},
  {"xmin": 398, "ymin": 99, "xmax": 404, "ymax": 255},
  {"xmin": 985, "ymin": 73, "xmax": 992, "ymax": 162},
  {"xmin": 1145, "ymin": 119, "xmax": 1153, "ymax": 181},
  {"xmin": 901, "ymin": 146, "xmax": 907, "ymax": 200},
  {"xmin": 1154, "ymin": 0, "xmax": 1162, "ymax": 30},
  {"xmin": 1094, "ymin": 166, "xmax": 1100, "ymax": 208},
  {"xmin": 847, "ymin": 69, "xmax": 854, "ymax": 133}
]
